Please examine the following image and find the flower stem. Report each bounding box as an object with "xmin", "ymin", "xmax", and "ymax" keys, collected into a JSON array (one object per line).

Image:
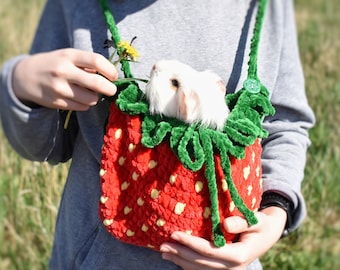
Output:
[
  {"xmin": 64, "ymin": 110, "xmax": 73, "ymax": 129},
  {"xmin": 115, "ymin": 77, "xmax": 149, "ymax": 84}
]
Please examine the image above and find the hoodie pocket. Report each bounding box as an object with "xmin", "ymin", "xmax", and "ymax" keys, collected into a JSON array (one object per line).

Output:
[{"xmin": 73, "ymin": 222, "xmax": 110, "ymax": 270}]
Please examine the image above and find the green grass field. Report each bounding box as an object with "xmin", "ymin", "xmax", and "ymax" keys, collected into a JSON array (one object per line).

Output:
[{"xmin": 0, "ymin": 0, "xmax": 339, "ymax": 269}]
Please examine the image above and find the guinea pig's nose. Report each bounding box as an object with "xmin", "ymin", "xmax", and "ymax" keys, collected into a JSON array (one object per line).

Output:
[{"xmin": 151, "ymin": 63, "xmax": 161, "ymax": 75}]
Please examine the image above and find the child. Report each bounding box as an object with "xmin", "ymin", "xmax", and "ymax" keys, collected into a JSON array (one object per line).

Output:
[{"xmin": 0, "ymin": 0, "xmax": 315, "ymax": 269}]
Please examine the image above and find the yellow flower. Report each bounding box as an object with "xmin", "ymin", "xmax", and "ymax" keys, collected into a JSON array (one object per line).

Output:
[{"xmin": 117, "ymin": 40, "xmax": 140, "ymax": 62}]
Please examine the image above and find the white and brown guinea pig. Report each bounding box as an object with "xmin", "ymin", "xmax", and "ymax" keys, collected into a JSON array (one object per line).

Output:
[{"xmin": 144, "ymin": 60, "xmax": 230, "ymax": 130}]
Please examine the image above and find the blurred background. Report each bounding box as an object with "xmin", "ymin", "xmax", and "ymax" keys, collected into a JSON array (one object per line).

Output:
[{"xmin": 0, "ymin": 0, "xmax": 339, "ymax": 269}]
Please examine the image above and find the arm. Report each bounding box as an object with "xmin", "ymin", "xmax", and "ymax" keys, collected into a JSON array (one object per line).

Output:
[
  {"xmin": 0, "ymin": 56, "xmax": 70, "ymax": 164},
  {"xmin": 260, "ymin": 0, "xmax": 315, "ymax": 232},
  {"xmin": 1, "ymin": 0, "xmax": 72, "ymax": 164},
  {"xmin": 0, "ymin": 0, "xmax": 117, "ymax": 164}
]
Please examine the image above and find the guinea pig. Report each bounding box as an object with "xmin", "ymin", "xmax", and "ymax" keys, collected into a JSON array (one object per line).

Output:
[{"xmin": 144, "ymin": 60, "xmax": 230, "ymax": 130}]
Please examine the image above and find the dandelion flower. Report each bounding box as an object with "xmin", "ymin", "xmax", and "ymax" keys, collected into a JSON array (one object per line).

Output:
[{"xmin": 117, "ymin": 40, "xmax": 140, "ymax": 62}]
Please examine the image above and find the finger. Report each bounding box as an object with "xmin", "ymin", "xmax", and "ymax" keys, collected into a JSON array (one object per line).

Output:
[
  {"xmin": 224, "ymin": 212, "xmax": 263, "ymax": 234},
  {"xmin": 161, "ymin": 242, "xmax": 230, "ymax": 270},
  {"xmin": 68, "ymin": 84, "xmax": 99, "ymax": 106},
  {"xmin": 68, "ymin": 68, "xmax": 117, "ymax": 97},
  {"xmin": 223, "ymin": 216, "xmax": 251, "ymax": 234},
  {"xmin": 58, "ymin": 66, "xmax": 117, "ymax": 96},
  {"xmin": 47, "ymin": 79, "xmax": 100, "ymax": 108},
  {"xmin": 167, "ymin": 232, "xmax": 231, "ymax": 261},
  {"xmin": 51, "ymin": 97, "xmax": 92, "ymax": 111},
  {"xmin": 167, "ymin": 231, "xmax": 256, "ymax": 264},
  {"xmin": 44, "ymin": 83, "xmax": 98, "ymax": 111},
  {"xmin": 72, "ymin": 50, "xmax": 118, "ymax": 81}
]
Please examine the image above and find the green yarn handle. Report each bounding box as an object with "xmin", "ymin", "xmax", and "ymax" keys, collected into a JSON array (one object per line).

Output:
[
  {"xmin": 98, "ymin": 0, "xmax": 133, "ymax": 78},
  {"xmin": 248, "ymin": 0, "xmax": 268, "ymax": 80}
]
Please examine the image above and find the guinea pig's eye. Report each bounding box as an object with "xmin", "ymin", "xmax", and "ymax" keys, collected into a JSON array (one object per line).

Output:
[{"xmin": 170, "ymin": 79, "xmax": 180, "ymax": 91}]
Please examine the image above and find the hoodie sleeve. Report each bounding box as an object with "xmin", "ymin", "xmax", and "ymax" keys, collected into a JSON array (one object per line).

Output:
[
  {"xmin": 0, "ymin": 0, "xmax": 78, "ymax": 165},
  {"xmin": 261, "ymin": 0, "xmax": 315, "ymax": 231}
]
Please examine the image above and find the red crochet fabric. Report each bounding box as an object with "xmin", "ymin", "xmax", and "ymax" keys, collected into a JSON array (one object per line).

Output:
[{"xmin": 99, "ymin": 103, "xmax": 263, "ymax": 250}]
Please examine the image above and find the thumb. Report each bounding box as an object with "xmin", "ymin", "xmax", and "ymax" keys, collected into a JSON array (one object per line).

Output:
[{"xmin": 223, "ymin": 216, "xmax": 251, "ymax": 234}]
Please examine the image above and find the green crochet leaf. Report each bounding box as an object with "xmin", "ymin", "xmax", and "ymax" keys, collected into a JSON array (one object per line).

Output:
[{"xmin": 114, "ymin": 80, "xmax": 148, "ymax": 114}]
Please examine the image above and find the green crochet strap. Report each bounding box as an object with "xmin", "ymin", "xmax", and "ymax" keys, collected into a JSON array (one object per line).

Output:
[
  {"xmin": 100, "ymin": 0, "xmax": 274, "ymax": 247},
  {"xmin": 248, "ymin": 0, "xmax": 268, "ymax": 80},
  {"xmin": 99, "ymin": 0, "xmax": 133, "ymax": 78},
  {"xmin": 199, "ymin": 129, "xmax": 225, "ymax": 247},
  {"xmin": 215, "ymin": 130, "xmax": 259, "ymax": 225},
  {"xmin": 242, "ymin": 0, "xmax": 269, "ymax": 95}
]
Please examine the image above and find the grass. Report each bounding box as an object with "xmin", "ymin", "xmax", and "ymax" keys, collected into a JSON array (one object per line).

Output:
[
  {"xmin": 261, "ymin": 0, "xmax": 340, "ymax": 269},
  {"xmin": 0, "ymin": 0, "xmax": 339, "ymax": 269},
  {"xmin": 0, "ymin": 1, "xmax": 68, "ymax": 269}
]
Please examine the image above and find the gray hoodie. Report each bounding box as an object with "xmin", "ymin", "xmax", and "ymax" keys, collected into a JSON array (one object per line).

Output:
[{"xmin": 0, "ymin": 0, "xmax": 315, "ymax": 269}]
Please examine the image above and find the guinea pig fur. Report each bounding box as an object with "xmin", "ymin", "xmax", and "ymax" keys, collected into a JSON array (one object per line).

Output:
[{"xmin": 145, "ymin": 60, "xmax": 230, "ymax": 130}]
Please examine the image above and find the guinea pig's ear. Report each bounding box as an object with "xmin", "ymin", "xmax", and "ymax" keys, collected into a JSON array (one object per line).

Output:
[
  {"xmin": 202, "ymin": 71, "xmax": 227, "ymax": 95},
  {"xmin": 217, "ymin": 80, "xmax": 227, "ymax": 95},
  {"xmin": 179, "ymin": 90, "xmax": 200, "ymax": 121}
]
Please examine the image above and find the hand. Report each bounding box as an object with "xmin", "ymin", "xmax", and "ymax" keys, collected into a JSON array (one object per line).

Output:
[
  {"xmin": 160, "ymin": 207, "xmax": 287, "ymax": 270},
  {"xmin": 12, "ymin": 48, "xmax": 118, "ymax": 110}
]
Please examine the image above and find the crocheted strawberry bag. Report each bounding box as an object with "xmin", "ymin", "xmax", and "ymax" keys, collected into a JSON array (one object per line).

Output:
[{"xmin": 98, "ymin": 0, "xmax": 274, "ymax": 250}]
